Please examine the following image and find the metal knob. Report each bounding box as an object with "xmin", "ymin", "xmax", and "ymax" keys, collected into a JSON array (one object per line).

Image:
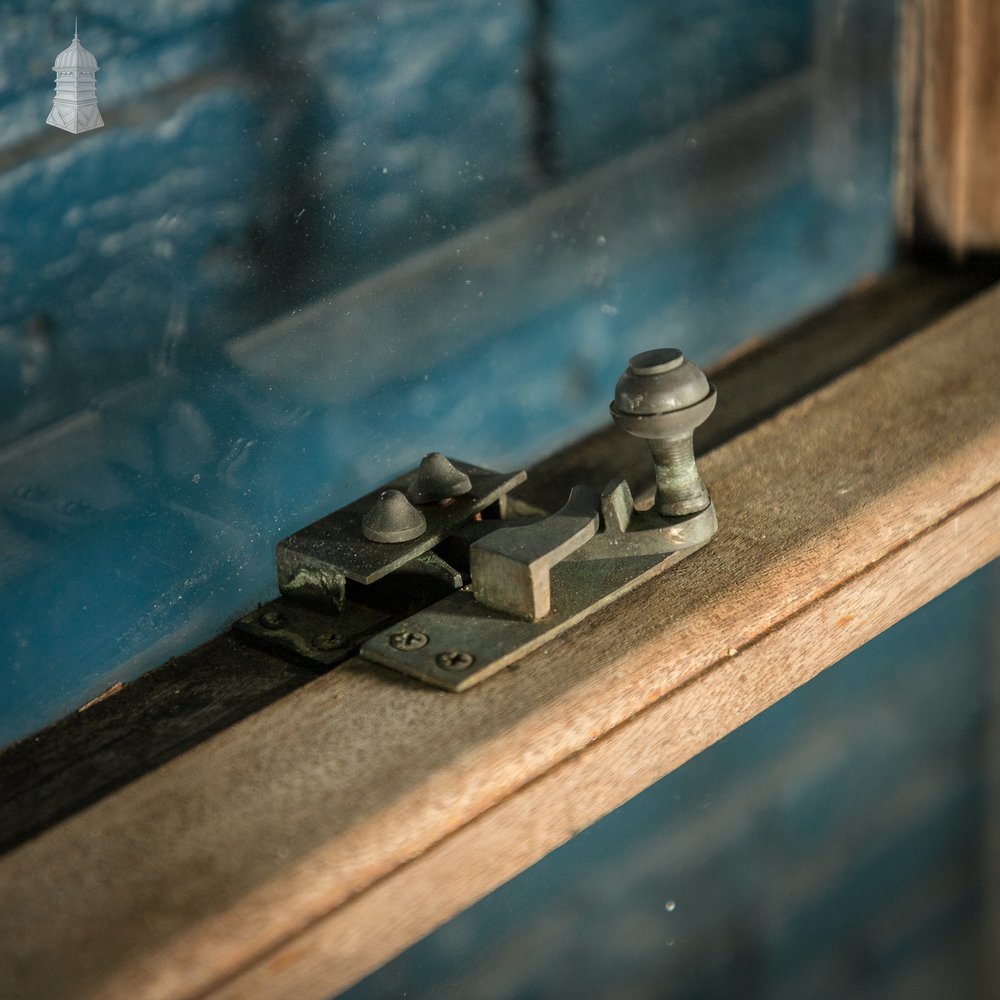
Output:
[{"xmin": 609, "ymin": 348, "xmax": 716, "ymax": 517}]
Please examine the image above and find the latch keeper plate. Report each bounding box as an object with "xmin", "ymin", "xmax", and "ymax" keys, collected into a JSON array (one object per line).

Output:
[{"xmin": 360, "ymin": 502, "xmax": 716, "ymax": 690}]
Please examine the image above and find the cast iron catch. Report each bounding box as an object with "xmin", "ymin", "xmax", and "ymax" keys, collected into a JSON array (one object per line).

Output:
[{"xmin": 234, "ymin": 348, "xmax": 718, "ymax": 690}]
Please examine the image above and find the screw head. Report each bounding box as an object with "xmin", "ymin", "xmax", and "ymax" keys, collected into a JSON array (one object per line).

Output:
[
  {"xmin": 311, "ymin": 632, "xmax": 344, "ymax": 651},
  {"xmin": 436, "ymin": 650, "xmax": 475, "ymax": 671},
  {"xmin": 389, "ymin": 630, "xmax": 429, "ymax": 651},
  {"xmin": 259, "ymin": 610, "xmax": 288, "ymax": 630}
]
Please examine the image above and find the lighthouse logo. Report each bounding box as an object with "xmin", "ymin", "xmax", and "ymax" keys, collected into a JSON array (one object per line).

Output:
[{"xmin": 47, "ymin": 20, "xmax": 104, "ymax": 134}]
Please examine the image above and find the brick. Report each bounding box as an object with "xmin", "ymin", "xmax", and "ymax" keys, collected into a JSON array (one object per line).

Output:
[
  {"xmin": 0, "ymin": 513, "xmax": 51, "ymax": 589},
  {"xmin": 83, "ymin": 0, "xmax": 248, "ymax": 34},
  {"xmin": 858, "ymin": 865, "xmax": 982, "ymax": 991},
  {"xmin": 551, "ymin": 0, "xmax": 812, "ymax": 174},
  {"xmin": 0, "ymin": 87, "xmax": 270, "ymax": 431},
  {"xmin": 271, "ymin": 0, "xmax": 532, "ymax": 281},
  {"xmin": 0, "ymin": 0, "xmax": 904, "ymax": 771}
]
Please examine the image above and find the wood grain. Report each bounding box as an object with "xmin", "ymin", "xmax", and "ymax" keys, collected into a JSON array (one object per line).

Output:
[
  {"xmin": 2, "ymin": 284, "xmax": 1000, "ymax": 1000},
  {"xmin": 216, "ymin": 485, "xmax": 1000, "ymax": 1000},
  {"xmin": 900, "ymin": 0, "xmax": 1000, "ymax": 253}
]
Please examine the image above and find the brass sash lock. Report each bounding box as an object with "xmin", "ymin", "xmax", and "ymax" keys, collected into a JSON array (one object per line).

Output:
[{"xmin": 234, "ymin": 348, "xmax": 718, "ymax": 690}]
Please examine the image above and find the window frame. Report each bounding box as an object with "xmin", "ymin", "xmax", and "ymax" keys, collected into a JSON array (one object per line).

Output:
[
  {"xmin": 1, "ymin": 271, "xmax": 999, "ymax": 999},
  {"xmin": 4, "ymin": 3, "xmax": 1000, "ymax": 997}
]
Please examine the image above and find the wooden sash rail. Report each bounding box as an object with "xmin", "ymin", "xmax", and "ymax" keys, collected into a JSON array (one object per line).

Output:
[{"xmin": 2, "ymin": 282, "xmax": 1000, "ymax": 1000}]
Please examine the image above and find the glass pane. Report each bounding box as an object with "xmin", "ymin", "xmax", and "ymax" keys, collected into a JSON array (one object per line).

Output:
[{"xmin": 0, "ymin": 0, "xmax": 897, "ymax": 746}]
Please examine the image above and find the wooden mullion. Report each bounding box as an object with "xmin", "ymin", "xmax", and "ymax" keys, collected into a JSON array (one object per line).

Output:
[{"xmin": 900, "ymin": 0, "xmax": 1000, "ymax": 254}]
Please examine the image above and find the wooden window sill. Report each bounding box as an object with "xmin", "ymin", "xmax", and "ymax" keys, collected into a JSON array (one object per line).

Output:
[{"xmin": 2, "ymin": 276, "xmax": 999, "ymax": 1000}]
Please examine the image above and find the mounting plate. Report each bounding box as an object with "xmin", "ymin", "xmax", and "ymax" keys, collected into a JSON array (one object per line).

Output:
[
  {"xmin": 235, "ymin": 550, "xmax": 464, "ymax": 669},
  {"xmin": 361, "ymin": 504, "xmax": 715, "ymax": 690}
]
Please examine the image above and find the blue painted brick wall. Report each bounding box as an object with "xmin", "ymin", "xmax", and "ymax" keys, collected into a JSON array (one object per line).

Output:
[
  {"xmin": 551, "ymin": 0, "xmax": 812, "ymax": 175},
  {"xmin": 270, "ymin": 0, "xmax": 533, "ymax": 283},
  {"xmin": 0, "ymin": 3, "xmax": 900, "ymax": 755},
  {"xmin": 0, "ymin": 0, "xmax": 541, "ymax": 440},
  {"xmin": 0, "ymin": 89, "xmax": 270, "ymax": 430}
]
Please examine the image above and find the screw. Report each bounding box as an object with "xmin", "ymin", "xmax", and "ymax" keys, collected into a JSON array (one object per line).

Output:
[
  {"xmin": 389, "ymin": 630, "xmax": 429, "ymax": 651},
  {"xmin": 609, "ymin": 348, "xmax": 716, "ymax": 517},
  {"xmin": 259, "ymin": 610, "xmax": 288, "ymax": 630},
  {"xmin": 436, "ymin": 650, "xmax": 475, "ymax": 671},
  {"xmin": 311, "ymin": 632, "xmax": 344, "ymax": 651}
]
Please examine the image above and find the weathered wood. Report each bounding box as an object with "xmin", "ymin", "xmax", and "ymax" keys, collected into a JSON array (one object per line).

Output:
[
  {"xmin": 216, "ymin": 486, "xmax": 1000, "ymax": 1000},
  {"xmin": 900, "ymin": 0, "xmax": 1000, "ymax": 253},
  {"xmin": 3, "ymin": 262, "xmax": 992, "ymax": 859},
  {"xmin": 0, "ymin": 636, "xmax": 312, "ymax": 855},
  {"xmin": 1, "ymin": 278, "xmax": 998, "ymax": 1000}
]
